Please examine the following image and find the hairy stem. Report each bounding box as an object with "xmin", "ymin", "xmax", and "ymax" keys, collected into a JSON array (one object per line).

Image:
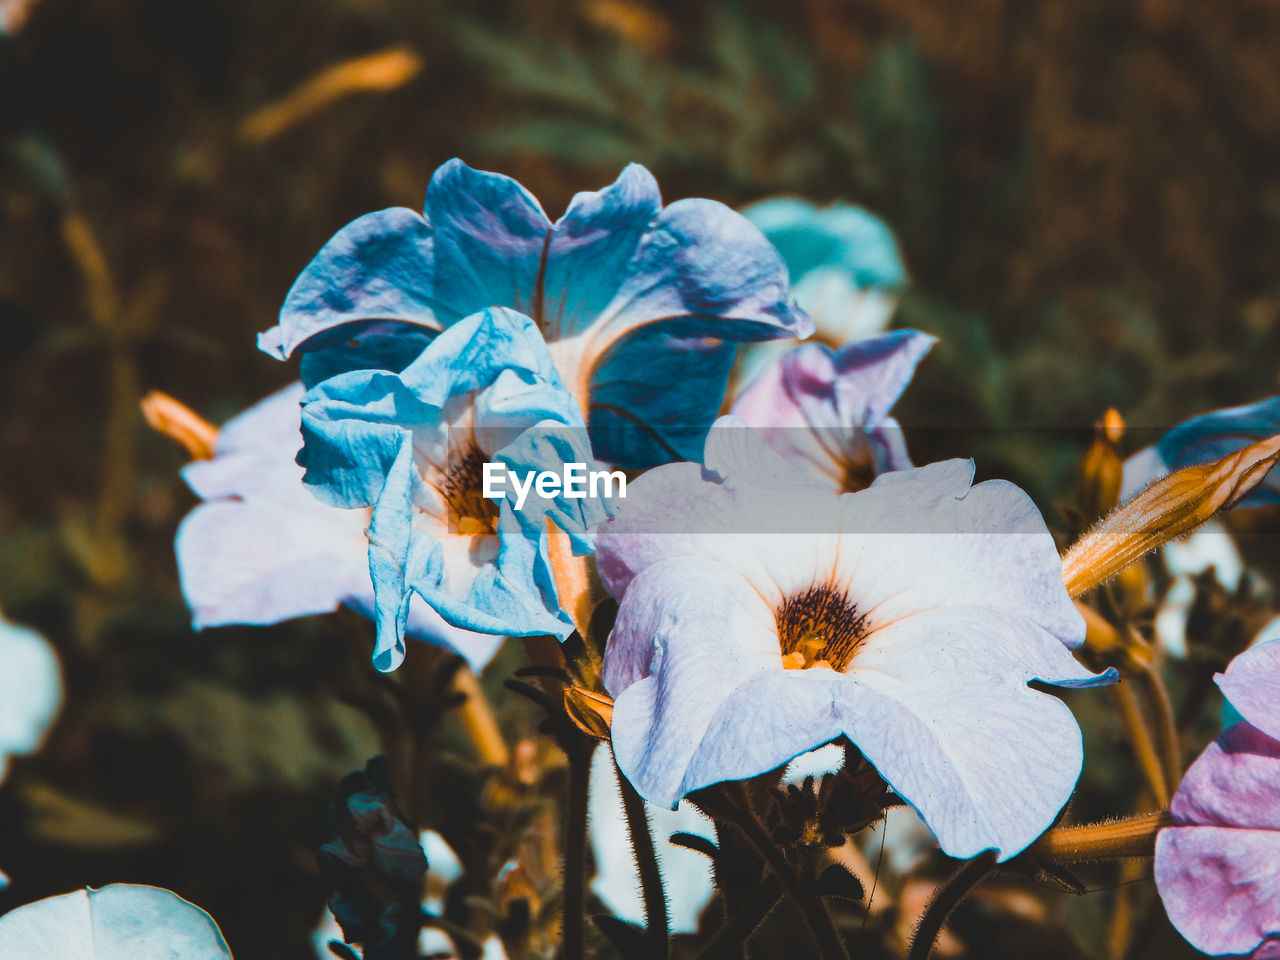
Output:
[
  {"xmin": 616, "ymin": 757, "xmax": 670, "ymax": 957},
  {"xmin": 905, "ymin": 852, "xmax": 997, "ymax": 960},
  {"xmin": 559, "ymin": 737, "xmax": 596, "ymax": 960},
  {"xmin": 695, "ymin": 873, "xmax": 783, "ymax": 960},
  {"xmin": 1030, "ymin": 810, "xmax": 1171, "ymax": 863},
  {"xmin": 1133, "ymin": 657, "xmax": 1181, "ymax": 797}
]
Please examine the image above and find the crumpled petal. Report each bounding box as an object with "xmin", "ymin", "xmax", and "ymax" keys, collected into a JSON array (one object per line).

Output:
[
  {"xmin": 261, "ymin": 160, "xmax": 811, "ymax": 469},
  {"xmin": 176, "ymin": 382, "xmax": 502, "ymax": 672},
  {"xmin": 299, "ymin": 307, "xmax": 607, "ymax": 670},
  {"xmin": 1216, "ymin": 638, "xmax": 1280, "ymax": 745},
  {"xmin": 731, "ymin": 332, "xmax": 935, "ymax": 489},
  {"xmin": 1156, "ymin": 722, "xmax": 1280, "ymax": 957}
]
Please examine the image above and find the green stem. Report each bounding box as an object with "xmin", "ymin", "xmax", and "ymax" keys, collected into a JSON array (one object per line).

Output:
[
  {"xmin": 615, "ymin": 757, "xmax": 670, "ymax": 957},
  {"xmin": 559, "ymin": 737, "xmax": 596, "ymax": 960},
  {"xmin": 1134, "ymin": 661, "xmax": 1181, "ymax": 796},
  {"xmin": 905, "ymin": 852, "xmax": 997, "ymax": 960}
]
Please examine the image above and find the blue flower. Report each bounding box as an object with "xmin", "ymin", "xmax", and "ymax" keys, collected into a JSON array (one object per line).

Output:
[
  {"xmin": 730, "ymin": 330, "xmax": 935, "ymax": 491},
  {"xmin": 737, "ymin": 198, "xmax": 908, "ymax": 385},
  {"xmin": 596, "ymin": 421, "xmax": 1114, "ymax": 860},
  {"xmin": 299, "ymin": 306, "xmax": 610, "ymax": 671},
  {"xmin": 259, "ymin": 160, "xmax": 813, "ymax": 468},
  {"xmin": 175, "ymin": 383, "xmax": 504, "ymax": 672},
  {"xmin": 1121, "ymin": 395, "xmax": 1280, "ymax": 507}
]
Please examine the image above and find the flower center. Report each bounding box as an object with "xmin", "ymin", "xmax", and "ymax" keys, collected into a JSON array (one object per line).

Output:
[
  {"xmin": 776, "ymin": 585, "xmax": 868, "ymax": 671},
  {"xmin": 443, "ymin": 443, "xmax": 500, "ymax": 536}
]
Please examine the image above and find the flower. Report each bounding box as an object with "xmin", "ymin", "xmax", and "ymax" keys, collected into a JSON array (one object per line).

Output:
[
  {"xmin": 730, "ymin": 330, "xmax": 935, "ymax": 492},
  {"xmin": 737, "ymin": 197, "xmax": 908, "ymax": 386},
  {"xmin": 298, "ymin": 306, "xmax": 609, "ymax": 670},
  {"xmin": 1155, "ymin": 639, "xmax": 1280, "ymax": 958},
  {"xmin": 259, "ymin": 159, "xmax": 812, "ymax": 468},
  {"xmin": 174, "ymin": 381, "xmax": 503, "ymax": 673},
  {"xmin": 1121, "ymin": 395, "xmax": 1280, "ymax": 507},
  {"xmin": 596, "ymin": 420, "xmax": 1113, "ymax": 861}
]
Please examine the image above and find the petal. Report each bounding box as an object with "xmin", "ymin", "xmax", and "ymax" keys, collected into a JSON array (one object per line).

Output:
[
  {"xmin": 541, "ymin": 164, "xmax": 663, "ymax": 341},
  {"xmin": 588, "ymin": 325, "xmax": 737, "ymax": 467},
  {"xmin": 1170, "ymin": 722, "xmax": 1280, "ymax": 831},
  {"xmin": 743, "ymin": 198, "xmax": 908, "ymax": 290},
  {"xmin": 0, "ymin": 884, "xmax": 231, "ymax": 960},
  {"xmin": 260, "ymin": 208, "xmax": 446, "ymax": 361},
  {"xmin": 1217, "ymin": 639, "xmax": 1280, "ymax": 741},
  {"xmin": 0, "ymin": 617, "xmax": 62, "ymax": 783},
  {"xmin": 1156, "ymin": 396, "xmax": 1280, "ymax": 507},
  {"xmin": 423, "ymin": 159, "xmax": 551, "ymax": 321},
  {"xmin": 175, "ymin": 497, "xmax": 372, "ymax": 630},
  {"xmin": 595, "ymin": 198, "xmax": 814, "ymax": 348},
  {"xmin": 834, "ymin": 460, "xmax": 1084, "ymax": 645},
  {"xmin": 1157, "ymin": 723, "xmax": 1280, "ymax": 956}
]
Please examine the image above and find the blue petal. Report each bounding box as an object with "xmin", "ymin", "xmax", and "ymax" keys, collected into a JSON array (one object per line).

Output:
[
  {"xmin": 261, "ymin": 208, "xmax": 446, "ymax": 361},
  {"xmin": 743, "ymin": 197, "xmax": 908, "ymax": 289},
  {"xmin": 1156, "ymin": 396, "xmax": 1280, "ymax": 507},
  {"xmin": 423, "ymin": 159, "xmax": 552, "ymax": 320}
]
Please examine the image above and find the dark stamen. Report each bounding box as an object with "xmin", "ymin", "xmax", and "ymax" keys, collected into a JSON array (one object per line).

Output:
[
  {"xmin": 776, "ymin": 585, "xmax": 868, "ymax": 671},
  {"xmin": 442, "ymin": 444, "xmax": 500, "ymax": 534}
]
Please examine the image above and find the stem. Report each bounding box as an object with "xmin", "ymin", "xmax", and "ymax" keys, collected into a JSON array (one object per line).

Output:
[
  {"xmin": 695, "ymin": 873, "xmax": 783, "ymax": 960},
  {"xmin": 1030, "ymin": 811, "xmax": 1171, "ymax": 863},
  {"xmin": 615, "ymin": 757, "xmax": 669, "ymax": 957},
  {"xmin": 707, "ymin": 787, "xmax": 849, "ymax": 960},
  {"xmin": 559, "ymin": 737, "xmax": 596, "ymax": 960},
  {"xmin": 1133, "ymin": 657, "xmax": 1181, "ymax": 796},
  {"xmin": 452, "ymin": 666, "xmax": 510, "ymax": 768},
  {"xmin": 905, "ymin": 852, "xmax": 997, "ymax": 960},
  {"xmin": 1111, "ymin": 680, "xmax": 1170, "ymax": 807}
]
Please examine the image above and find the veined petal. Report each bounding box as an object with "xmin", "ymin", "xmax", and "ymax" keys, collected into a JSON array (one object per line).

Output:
[
  {"xmin": 1156, "ymin": 722, "xmax": 1280, "ymax": 956},
  {"xmin": 835, "ymin": 460, "xmax": 1084, "ymax": 644},
  {"xmin": 261, "ymin": 208, "xmax": 446, "ymax": 361},
  {"xmin": 423, "ymin": 159, "xmax": 552, "ymax": 320},
  {"xmin": 1216, "ymin": 638, "xmax": 1280, "ymax": 742}
]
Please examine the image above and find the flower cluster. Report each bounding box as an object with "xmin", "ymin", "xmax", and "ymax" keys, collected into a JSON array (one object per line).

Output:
[{"xmin": 138, "ymin": 159, "xmax": 1280, "ymax": 958}]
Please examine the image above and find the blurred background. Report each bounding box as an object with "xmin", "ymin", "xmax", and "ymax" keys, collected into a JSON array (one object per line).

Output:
[{"xmin": 3, "ymin": 1, "xmax": 1280, "ymax": 957}]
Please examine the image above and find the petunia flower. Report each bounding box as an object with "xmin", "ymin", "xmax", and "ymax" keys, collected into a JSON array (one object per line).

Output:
[
  {"xmin": 737, "ymin": 197, "xmax": 908, "ymax": 386},
  {"xmin": 1121, "ymin": 396, "xmax": 1280, "ymax": 507},
  {"xmin": 1155, "ymin": 638, "xmax": 1280, "ymax": 958},
  {"xmin": 730, "ymin": 330, "xmax": 935, "ymax": 492},
  {"xmin": 298, "ymin": 306, "xmax": 610, "ymax": 670},
  {"xmin": 596, "ymin": 420, "xmax": 1113, "ymax": 861},
  {"xmin": 258, "ymin": 159, "xmax": 812, "ymax": 468},
  {"xmin": 175, "ymin": 381, "xmax": 503, "ymax": 673}
]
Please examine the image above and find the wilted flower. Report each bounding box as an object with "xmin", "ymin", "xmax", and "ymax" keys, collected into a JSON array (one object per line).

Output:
[
  {"xmin": 174, "ymin": 382, "xmax": 503, "ymax": 673},
  {"xmin": 1156, "ymin": 639, "xmax": 1280, "ymax": 958},
  {"xmin": 597, "ymin": 420, "xmax": 1113, "ymax": 860},
  {"xmin": 318, "ymin": 757, "xmax": 428, "ymax": 960},
  {"xmin": 260, "ymin": 159, "xmax": 812, "ymax": 468},
  {"xmin": 298, "ymin": 306, "xmax": 608, "ymax": 670},
  {"xmin": 730, "ymin": 330, "xmax": 935, "ymax": 492},
  {"xmin": 737, "ymin": 198, "xmax": 908, "ymax": 385},
  {"xmin": 1121, "ymin": 395, "xmax": 1280, "ymax": 507}
]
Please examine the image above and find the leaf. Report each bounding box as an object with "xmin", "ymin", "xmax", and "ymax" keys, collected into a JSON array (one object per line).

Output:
[
  {"xmin": 0, "ymin": 884, "xmax": 232, "ymax": 959},
  {"xmin": 816, "ymin": 863, "xmax": 865, "ymax": 901}
]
